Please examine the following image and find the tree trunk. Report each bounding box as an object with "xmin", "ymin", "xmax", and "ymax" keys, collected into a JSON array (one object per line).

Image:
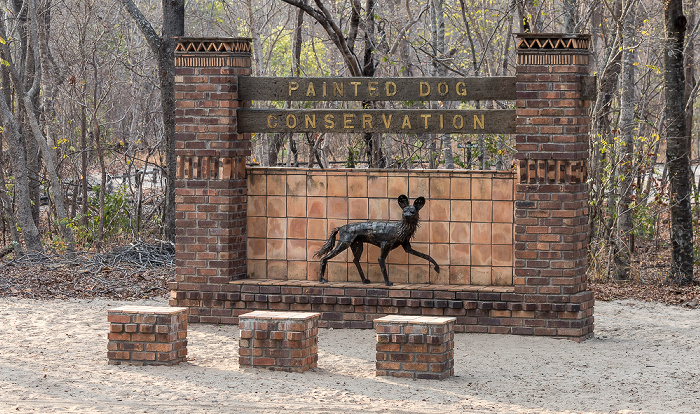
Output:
[
  {"xmin": 614, "ymin": 0, "xmax": 638, "ymax": 281},
  {"xmin": 664, "ymin": 0, "xmax": 694, "ymax": 285}
]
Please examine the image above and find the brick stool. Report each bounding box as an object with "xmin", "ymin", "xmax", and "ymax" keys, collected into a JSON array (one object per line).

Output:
[
  {"xmin": 107, "ymin": 306, "xmax": 188, "ymax": 366},
  {"xmin": 238, "ymin": 311, "xmax": 320, "ymax": 372},
  {"xmin": 374, "ymin": 315, "xmax": 456, "ymax": 380}
]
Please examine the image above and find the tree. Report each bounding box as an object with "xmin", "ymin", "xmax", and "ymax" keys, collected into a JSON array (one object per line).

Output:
[
  {"xmin": 664, "ymin": 0, "xmax": 694, "ymax": 285},
  {"xmin": 614, "ymin": 0, "xmax": 639, "ymax": 281},
  {"xmin": 119, "ymin": 0, "xmax": 184, "ymax": 242}
]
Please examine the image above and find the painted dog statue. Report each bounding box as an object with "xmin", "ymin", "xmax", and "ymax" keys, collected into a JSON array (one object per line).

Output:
[{"xmin": 314, "ymin": 195, "xmax": 439, "ymax": 286}]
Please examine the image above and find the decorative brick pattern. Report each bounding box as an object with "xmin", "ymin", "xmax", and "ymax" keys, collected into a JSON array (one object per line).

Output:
[
  {"xmin": 205, "ymin": 279, "xmax": 593, "ymax": 340},
  {"xmin": 107, "ymin": 306, "xmax": 188, "ymax": 366},
  {"xmin": 514, "ymin": 33, "xmax": 594, "ymax": 340},
  {"xmin": 246, "ymin": 168, "xmax": 515, "ymax": 286},
  {"xmin": 374, "ymin": 315, "xmax": 455, "ymax": 380},
  {"xmin": 238, "ymin": 311, "xmax": 319, "ymax": 372},
  {"xmin": 171, "ymin": 37, "xmax": 252, "ymax": 322}
]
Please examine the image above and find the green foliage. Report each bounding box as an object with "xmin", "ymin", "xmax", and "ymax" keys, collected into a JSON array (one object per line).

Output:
[{"xmin": 65, "ymin": 185, "xmax": 133, "ymax": 245}]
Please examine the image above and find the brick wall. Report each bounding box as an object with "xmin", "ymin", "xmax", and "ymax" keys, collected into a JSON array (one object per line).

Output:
[
  {"xmin": 513, "ymin": 33, "xmax": 594, "ymax": 339},
  {"xmin": 172, "ymin": 38, "xmax": 252, "ymax": 316},
  {"xmin": 247, "ymin": 168, "xmax": 515, "ymax": 286}
]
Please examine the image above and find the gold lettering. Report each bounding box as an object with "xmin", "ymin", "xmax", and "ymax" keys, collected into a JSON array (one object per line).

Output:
[
  {"xmin": 344, "ymin": 114, "xmax": 355, "ymax": 129},
  {"xmin": 456, "ymin": 82, "xmax": 467, "ymax": 96},
  {"xmin": 474, "ymin": 114, "xmax": 485, "ymax": 129},
  {"xmin": 385, "ymin": 81, "xmax": 397, "ymax": 96},
  {"xmin": 289, "ymin": 81, "xmax": 299, "ymax": 96},
  {"xmin": 322, "ymin": 82, "xmax": 327, "ymax": 97},
  {"xmin": 453, "ymin": 115, "xmax": 464, "ymax": 130},
  {"xmin": 420, "ymin": 82, "xmax": 430, "ymax": 97},
  {"xmin": 305, "ymin": 114, "xmax": 316, "ymax": 129},
  {"xmin": 439, "ymin": 114, "xmax": 444, "ymax": 129},
  {"xmin": 306, "ymin": 82, "xmax": 316, "ymax": 97},
  {"xmin": 267, "ymin": 115, "xmax": 278, "ymax": 128},
  {"xmin": 368, "ymin": 82, "xmax": 379, "ymax": 97},
  {"xmin": 324, "ymin": 114, "xmax": 335, "ymax": 129},
  {"xmin": 382, "ymin": 114, "xmax": 393, "ymax": 128},
  {"xmin": 286, "ymin": 114, "xmax": 297, "ymax": 129},
  {"xmin": 350, "ymin": 81, "xmax": 362, "ymax": 96},
  {"xmin": 362, "ymin": 114, "xmax": 373, "ymax": 129},
  {"xmin": 420, "ymin": 114, "xmax": 431, "ymax": 129},
  {"xmin": 437, "ymin": 82, "xmax": 448, "ymax": 96},
  {"xmin": 402, "ymin": 115, "xmax": 412, "ymax": 129},
  {"xmin": 333, "ymin": 82, "xmax": 344, "ymax": 96}
]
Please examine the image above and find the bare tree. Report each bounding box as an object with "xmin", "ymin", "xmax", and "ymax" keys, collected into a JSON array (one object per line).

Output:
[
  {"xmin": 664, "ymin": 0, "xmax": 694, "ymax": 285},
  {"xmin": 118, "ymin": 0, "xmax": 183, "ymax": 242}
]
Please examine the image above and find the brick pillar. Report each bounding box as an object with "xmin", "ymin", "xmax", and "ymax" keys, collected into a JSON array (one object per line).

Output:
[
  {"xmin": 514, "ymin": 34, "xmax": 594, "ymax": 340},
  {"xmin": 169, "ymin": 38, "xmax": 252, "ymax": 323}
]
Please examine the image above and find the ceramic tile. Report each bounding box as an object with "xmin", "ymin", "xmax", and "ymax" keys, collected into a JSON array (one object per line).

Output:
[
  {"xmin": 470, "ymin": 267, "xmax": 491, "ymax": 285},
  {"xmin": 248, "ymin": 196, "xmax": 266, "ymax": 217},
  {"xmin": 449, "ymin": 266, "xmax": 470, "ymax": 285},
  {"xmin": 327, "ymin": 197, "xmax": 348, "ymax": 219},
  {"xmin": 287, "ymin": 196, "xmax": 307, "ymax": 218},
  {"xmin": 267, "ymin": 174, "xmax": 287, "ymax": 195},
  {"xmin": 367, "ymin": 175, "xmax": 388, "ymax": 198},
  {"xmin": 429, "ymin": 200, "xmax": 450, "ymax": 221},
  {"xmin": 408, "ymin": 264, "xmax": 430, "ymax": 284},
  {"xmin": 492, "ymin": 223, "xmax": 513, "ymax": 245},
  {"xmin": 430, "ymin": 222, "xmax": 449, "ymax": 243},
  {"xmin": 492, "ymin": 245, "xmax": 513, "ymax": 267},
  {"xmin": 247, "ymin": 238, "xmax": 266, "ymax": 260},
  {"xmin": 450, "ymin": 176, "xmax": 470, "ymax": 199},
  {"xmin": 471, "ymin": 222, "xmax": 491, "ymax": 245},
  {"xmin": 327, "ymin": 174, "xmax": 347, "ymax": 197},
  {"xmin": 348, "ymin": 198, "xmax": 369, "ymax": 220},
  {"xmin": 348, "ymin": 175, "xmax": 368, "ymax": 197},
  {"xmin": 471, "ymin": 177, "xmax": 491, "ymax": 200},
  {"xmin": 287, "ymin": 261, "xmax": 307, "ymax": 280},
  {"xmin": 368, "ymin": 198, "xmax": 389, "ymax": 220},
  {"xmin": 408, "ymin": 176, "xmax": 429, "ymax": 200},
  {"xmin": 287, "ymin": 239, "xmax": 307, "ymax": 261},
  {"xmin": 267, "ymin": 260, "xmax": 288, "ymax": 279},
  {"xmin": 267, "ymin": 239, "xmax": 286, "ymax": 260},
  {"xmin": 493, "ymin": 201, "xmax": 514, "ymax": 223},
  {"xmin": 387, "ymin": 175, "xmax": 408, "ymax": 198},
  {"xmin": 471, "ymin": 244, "xmax": 492, "ymax": 266},
  {"xmin": 247, "ymin": 259, "xmax": 267, "ymax": 279},
  {"xmin": 247, "ymin": 174, "xmax": 266, "ymax": 196},
  {"xmin": 267, "ymin": 196, "xmax": 286, "ymax": 217},
  {"xmin": 492, "ymin": 178, "xmax": 514, "ymax": 201},
  {"xmin": 451, "ymin": 200, "xmax": 471, "ymax": 222},
  {"xmin": 286, "ymin": 174, "xmax": 307, "ymax": 196},
  {"xmin": 430, "ymin": 177, "xmax": 450, "ymax": 199},
  {"xmin": 492, "ymin": 267, "xmax": 513, "ymax": 286},
  {"xmin": 450, "ymin": 244, "xmax": 470, "ymax": 266},
  {"xmin": 472, "ymin": 200, "xmax": 492, "ymax": 222},
  {"xmin": 307, "ymin": 173, "xmax": 327, "ymax": 197},
  {"xmin": 307, "ymin": 197, "xmax": 327, "ymax": 218},
  {"xmin": 247, "ymin": 216, "xmax": 267, "ymax": 238},
  {"xmin": 267, "ymin": 217, "xmax": 287, "ymax": 239},
  {"xmin": 306, "ymin": 219, "xmax": 327, "ymax": 240},
  {"xmin": 449, "ymin": 222, "xmax": 470, "ymax": 244},
  {"xmin": 287, "ymin": 218, "xmax": 307, "ymax": 239}
]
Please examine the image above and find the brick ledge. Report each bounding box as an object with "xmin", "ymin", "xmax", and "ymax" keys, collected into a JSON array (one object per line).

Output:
[{"xmin": 229, "ymin": 279, "xmax": 515, "ymax": 293}]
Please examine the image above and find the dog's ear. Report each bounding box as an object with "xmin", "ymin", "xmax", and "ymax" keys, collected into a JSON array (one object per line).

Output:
[
  {"xmin": 413, "ymin": 196, "xmax": 425, "ymax": 210},
  {"xmin": 398, "ymin": 194, "xmax": 409, "ymax": 208}
]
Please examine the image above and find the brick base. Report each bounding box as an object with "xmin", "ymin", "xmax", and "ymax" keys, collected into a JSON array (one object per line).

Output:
[
  {"xmin": 238, "ymin": 311, "xmax": 319, "ymax": 372},
  {"xmin": 107, "ymin": 306, "xmax": 188, "ymax": 366},
  {"xmin": 170, "ymin": 279, "xmax": 594, "ymax": 341},
  {"xmin": 375, "ymin": 316, "xmax": 455, "ymax": 380}
]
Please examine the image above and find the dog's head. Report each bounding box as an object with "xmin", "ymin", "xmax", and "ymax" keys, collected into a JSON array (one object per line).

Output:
[{"xmin": 398, "ymin": 195, "xmax": 425, "ymax": 223}]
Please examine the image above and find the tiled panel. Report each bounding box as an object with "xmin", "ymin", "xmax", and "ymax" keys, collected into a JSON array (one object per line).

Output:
[{"xmin": 246, "ymin": 168, "xmax": 516, "ymax": 286}]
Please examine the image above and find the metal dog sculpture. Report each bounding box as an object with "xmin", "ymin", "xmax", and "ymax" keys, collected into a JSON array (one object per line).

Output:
[{"xmin": 314, "ymin": 195, "xmax": 440, "ymax": 286}]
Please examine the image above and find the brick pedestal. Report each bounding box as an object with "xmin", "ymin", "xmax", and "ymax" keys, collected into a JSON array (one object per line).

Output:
[
  {"xmin": 107, "ymin": 306, "xmax": 188, "ymax": 366},
  {"xmin": 238, "ymin": 311, "xmax": 319, "ymax": 372},
  {"xmin": 374, "ymin": 315, "xmax": 455, "ymax": 380},
  {"xmin": 514, "ymin": 33, "xmax": 594, "ymax": 340},
  {"xmin": 169, "ymin": 37, "xmax": 252, "ymax": 323}
]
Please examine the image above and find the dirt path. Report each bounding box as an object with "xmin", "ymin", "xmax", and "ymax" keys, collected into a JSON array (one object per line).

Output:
[{"xmin": 0, "ymin": 297, "xmax": 698, "ymax": 413}]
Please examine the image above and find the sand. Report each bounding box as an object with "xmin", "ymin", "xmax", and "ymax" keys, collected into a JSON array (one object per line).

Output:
[{"xmin": 0, "ymin": 297, "xmax": 698, "ymax": 413}]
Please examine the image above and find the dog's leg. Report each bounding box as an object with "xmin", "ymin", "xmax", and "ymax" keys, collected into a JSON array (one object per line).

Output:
[
  {"xmin": 402, "ymin": 241, "xmax": 440, "ymax": 273},
  {"xmin": 377, "ymin": 244, "xmax": 393, "ymax": 286},
  {"xmin": 319, "ymin": 241, "xmax": 351, "ymax": 283},
  {"xmin": 350, "ymin": 241, "xmax": 368, "ymax": 284}
]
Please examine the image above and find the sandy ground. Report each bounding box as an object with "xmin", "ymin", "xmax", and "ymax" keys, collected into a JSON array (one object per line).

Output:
[{"xmin": 0, "ymin": 298, "xmax": 698, "ymax": 413}]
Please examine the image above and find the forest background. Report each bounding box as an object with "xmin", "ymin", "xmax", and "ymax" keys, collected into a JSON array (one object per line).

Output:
[{"xmin": 0, "ymin": 0, "xmax": 697, "ymax": 296}]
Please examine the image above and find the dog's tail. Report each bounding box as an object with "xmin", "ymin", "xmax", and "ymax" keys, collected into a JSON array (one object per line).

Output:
[{"xmin": 314, "ymin": 227, "xmax": 339, "ymax": 258}]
